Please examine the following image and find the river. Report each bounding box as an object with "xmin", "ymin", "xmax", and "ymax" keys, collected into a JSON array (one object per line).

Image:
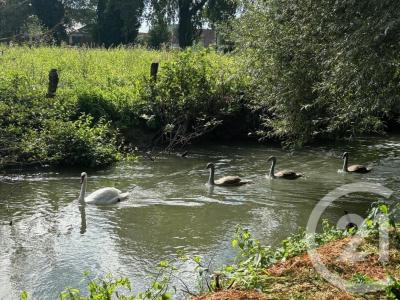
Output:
[{"xmin": 1, "ymin": 137, "xmax": 400, "ymax": 299}]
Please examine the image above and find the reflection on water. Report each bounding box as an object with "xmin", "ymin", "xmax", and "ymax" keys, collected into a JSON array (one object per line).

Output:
[
  {"xmin": 1, "ymin": 136, "xmax": 400, "ymax": 299},
  {"xmin": 79, "ymin": 205, "xmax": 86, "ymax": 235}
]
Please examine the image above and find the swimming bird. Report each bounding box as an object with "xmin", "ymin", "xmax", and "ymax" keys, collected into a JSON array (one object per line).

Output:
[
  {"xmin": 206, "ymin": 163, "xmax": 251, "ymax": 186},
  {"xmin": 78, "ymin": 172, "xmax": 129, "ymax": 204},
  {"xmin": 267, "ymin": 156, "xmax": 303, "ymax": 180},
  {"xmin": 342, "ymin": 152, "xmax": 371, "ymax": 173}
]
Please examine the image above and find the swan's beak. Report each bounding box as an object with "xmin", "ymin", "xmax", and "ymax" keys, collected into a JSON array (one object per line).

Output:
[{"xmin": 80, "ymin": 176, "xmax": 84, "ymax": 184}]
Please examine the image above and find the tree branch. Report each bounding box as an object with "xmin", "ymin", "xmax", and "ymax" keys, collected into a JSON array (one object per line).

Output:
[{"xmin": 190, "ymin": 0, "xmax": 208, "ymax": 14}]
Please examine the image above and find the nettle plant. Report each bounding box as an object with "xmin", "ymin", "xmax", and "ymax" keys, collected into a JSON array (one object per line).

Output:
[
  {"xmin": 140, "ymin": 48, "xmax": 247, "ymax": 150},
  {"xmin": 222, "ymin": 221, "xmax": 347, "ymax": 290}
]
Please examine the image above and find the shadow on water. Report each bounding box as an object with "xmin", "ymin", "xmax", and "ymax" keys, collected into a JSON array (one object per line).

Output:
[
  {"xmin": 79, "ymin": 204, "xmax": 87, "ymax": 235},
  {"xmin": 0, "ymin": 136, "xmax": 400, "ymax": 298}
]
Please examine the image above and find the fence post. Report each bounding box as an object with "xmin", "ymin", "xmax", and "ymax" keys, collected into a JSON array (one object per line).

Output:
[
  {"xmin": 46, "ymin": 69, "xmax": 59, "ymax": 98},
  {"xmin": 150, "ymin": 62, "xmax": 159, "ymax": 81}
]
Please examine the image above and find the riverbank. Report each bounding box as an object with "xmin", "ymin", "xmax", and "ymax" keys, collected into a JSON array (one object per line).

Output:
[
  {"xmin": 0, "ymin": 46, "xmax": 252, "ymax": 169},
  {"xmin": 3, "ymin": 46, "xmax": 400, "ymax": 171},
  {"xmin": 193, "ymin": 234, "xmax": 400, "ymax": 299},
  {"xmin": 191, "ymin": 202, "xmax": 400, "ymax": 300}
]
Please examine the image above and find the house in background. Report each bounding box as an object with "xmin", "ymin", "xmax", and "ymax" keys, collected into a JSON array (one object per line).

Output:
[
  {"xmin": 170, "ymin": 28, "xmax": 216, "ymax": 48},
  {"xmin": 199, "ymin": 29, "xmax": 216, "ymax": 47},
  {"xmin": 68, "ymin": 25, "xmax": 94, "ymax": 46}
]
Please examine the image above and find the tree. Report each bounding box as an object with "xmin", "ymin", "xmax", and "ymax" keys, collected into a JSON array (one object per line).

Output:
[
  {"xmin": 235, "ymin": 0, "xmax": 400, "ymax": 145},
  {"xmin": 96, "ymin": 0, "xmax": 124, "ymax": 46},
  {"xmin": 1, "ymin": 0, "xmax": 97, "ymax": 43},
  {"xmin": 146, "ymin": 0, "xmax": 171, "ymax": 49},
  {"xmin": 205, "ymin": 0, "xmax": 236, "ymax": 28},
  {"xmin": 176, "ymin": 0, "xmax": 203, "ymax": 48},
  {"xmin": 148, "ymin": 18, "xmax": 171, "ymax": 49},
  {"xmin": 63, "ymin": 0, "xmax": 98, "ymax": 26},
  {"xmin": 0, "ymin": 0, "xmax": 31, "ymax": 41},
  {"xmin": 147, "ymin": 0, "xmax": 237, "ymax": 48},
  {"xmin": 95, "ymin": 0, "xmax": 144, "ymax": 47},
  {"xmin": 31, "ymin": 0, "xmax": 68, "ymax": 44},
  {"xmin": 204, "ymin": 0, "xmax": 237, "ymax": 50}
]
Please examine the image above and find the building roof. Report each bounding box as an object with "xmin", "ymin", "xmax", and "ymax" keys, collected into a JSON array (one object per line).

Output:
[{"xmin": 69, "ymin": 24, "xmax": 94, "ymax": 35}]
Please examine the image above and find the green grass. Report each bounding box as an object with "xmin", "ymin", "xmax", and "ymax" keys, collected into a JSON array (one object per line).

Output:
[
  {"xmin": 0, "ymin": 46, "xmax": 236, "ymax": 104},
  {"xmin": 0, "ymin": 46, "xmax": 245, "ymax": 168}
]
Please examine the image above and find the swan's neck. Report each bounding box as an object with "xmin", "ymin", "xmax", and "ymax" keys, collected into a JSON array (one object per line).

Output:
[
  {"xmin": 343, "ymin": 156, "xmax": 348, "ymax": 172},
  {"xmin": 208, "ymin": 167, "xmax": 215, "ymax": 185},
  {"xmin": 79, "ymin": 178, "xmax": 87, "ymax": 202},
  {"xmin": 269, "ymin": 160, "xmax": 276, "ymax": 178}
]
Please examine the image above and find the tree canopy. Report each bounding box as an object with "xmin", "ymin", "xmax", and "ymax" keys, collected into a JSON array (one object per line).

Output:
[
  {"xmin": 31, "ymin": 0, "xmax": 67, "ymax": 44},
  {"xmin": 0, "ymin": 0, "xmax": 237, "ymax": 47},
  {"xmin": 91, "ymin": 0, "xmax": 144, "ymax": 47},
  {"xmin": 0, "ymin": 0, "xmax": 32, "ymax": 41},
  {"xmin": 235, "ymin": 0, "xmax": 400, "ymax": 145},
  {"xmin": 149, "ymin": 0, "xmax": 237, "ymax": 48}
]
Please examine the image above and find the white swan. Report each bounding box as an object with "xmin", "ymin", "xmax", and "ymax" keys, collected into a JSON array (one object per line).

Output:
[{"xmin": 78, "ymin": 172, "xmax": 129, "ymax": 205}]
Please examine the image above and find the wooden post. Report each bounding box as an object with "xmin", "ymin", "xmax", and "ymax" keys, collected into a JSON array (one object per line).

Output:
[
  {"xmin": 46, "ymin": 69, "xmax": 59, "ymax": 98},
  {"xmin": 150, "ymin": 62, "xmax": 159, "ymax": 81}
]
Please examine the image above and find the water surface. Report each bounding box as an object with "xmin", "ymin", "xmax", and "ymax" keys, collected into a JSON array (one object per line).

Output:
[{"xmin": 1, "ymin": 137, "xmax": 400, "ymax": 299}]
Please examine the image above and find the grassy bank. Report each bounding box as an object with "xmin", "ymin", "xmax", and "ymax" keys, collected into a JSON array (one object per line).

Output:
[
  {"xmin": 195, "ymin": 236, "xmax": 400, "ymax": 299},
  {"xmin": 1, "ymin": 44, "xmax": 399, "ymax": 169},
  {"xmin": 0, "ymin": 46, "xmax": 249, "ymax": 168},
  {"xmin": 194, "ymin": 203, "xmax": 400, "ymax": 300}
]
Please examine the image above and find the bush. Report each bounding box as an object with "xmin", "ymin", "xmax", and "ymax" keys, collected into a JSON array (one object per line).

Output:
[
  {"xmin": 141, "ymin": 48, "xmax": 248, "ymax": 149},
  {"xmin": 42, "ymin": 115, "xmax": 119, "ymax": 168},
  {"xmin": 235, "ymin": 0, "xmax": 400, "ymax": 146},
  {"xmin": 0, "ymin": 81, "xmax": 119, "ymax": 168},
  {"xmin": 76, "ymin": 92, "xmax": 119, "ymax": 123},
  {"xmin": 0, "ymin": 46, "xmax": 248, "ymax": 167}
]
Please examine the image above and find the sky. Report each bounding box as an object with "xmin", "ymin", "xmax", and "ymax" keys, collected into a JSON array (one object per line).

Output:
[{"xmin": 139, "ymin": 21, "xmax": 150, "ymax": 33}]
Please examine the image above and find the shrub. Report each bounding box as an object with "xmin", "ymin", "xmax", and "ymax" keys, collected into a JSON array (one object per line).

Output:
[
  {"xmin": 235, "ymin": 0, "xmax": 400, "ymax": 146},
  {"xmin": 141, "ymin": 48, "xmax": 248, "ymax": 149},
  {"xmin": 0, "ymin": 46, "xmax": 247, "ymax": 167},
  {"xmin": 0, "ymin": 77, "xmax": 119, "ymax": 168},
  {"xmin": 42, "ymin": 115, "xmax": 119, "ymax": 168},
  {"xmin": 76, "ymin": 92, "xmax": 119, "ymax": 123}
]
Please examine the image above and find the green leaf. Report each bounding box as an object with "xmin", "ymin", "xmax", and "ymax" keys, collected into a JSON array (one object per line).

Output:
[
  {"xmin": 159, "ymin": 261, "xmax": 169, "ymax": 268},
  {"xmin": 20, "ymin": 291, "xmax": 28, "ymax": 300},
  {"xmin": 232, "ymin": 239, "xmax": 239, "ymax": 248}
]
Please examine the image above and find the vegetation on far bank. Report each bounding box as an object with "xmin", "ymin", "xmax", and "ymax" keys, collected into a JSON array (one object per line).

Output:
[
  {"xmin": 234, "ymin": 0, "xmax": 400, "ymax": 147},
  {"xmin": 20, "ymin": 202, "xmax": 400, "ymax": 299},
  {"xmin": 2, "ymin": 2, "xmax": 400, "ymax": 169},
  {"xmin": 0, "ymin": 46, "xmax": 249, "ymax": 168}
]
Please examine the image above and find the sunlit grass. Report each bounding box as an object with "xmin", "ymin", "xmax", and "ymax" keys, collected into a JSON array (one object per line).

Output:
[
  {"xmin": 0, "ymin": 46, "xmax": 235, "ymax": 99},
  {"xmin": 0, "ymin": 45, "xmax": 242, "ymax": 167}
]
